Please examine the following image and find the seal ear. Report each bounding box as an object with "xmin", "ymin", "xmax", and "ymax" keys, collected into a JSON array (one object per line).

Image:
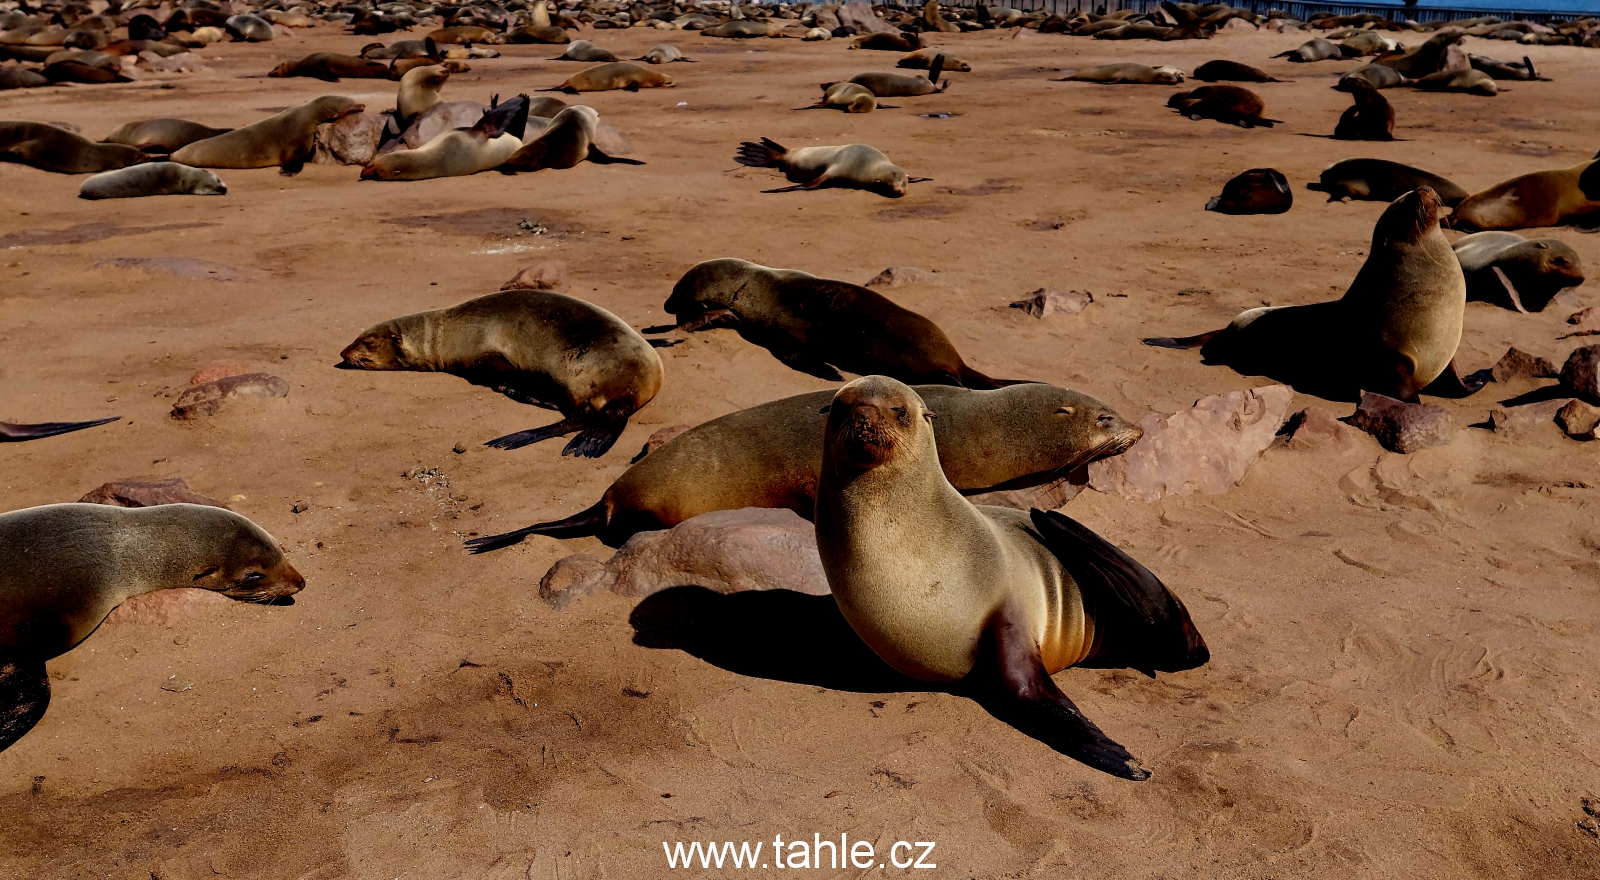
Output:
[{"xmin": 922, "ymin": 411, "xmax": 936, "ymax": 422}]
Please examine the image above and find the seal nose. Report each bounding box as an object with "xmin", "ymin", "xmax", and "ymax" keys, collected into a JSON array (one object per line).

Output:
[{"xmin": 267, "ymin": 560, "xmax": 306, "ymax": 598}]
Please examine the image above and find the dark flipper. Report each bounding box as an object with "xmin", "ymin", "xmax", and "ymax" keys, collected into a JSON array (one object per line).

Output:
[
  {"xmin": 1142, "ymin": 329, "xmax": 1221, "ymax": 350},
  {"xmin": 1421, "ymin": 359, "xmax": 1493, "ymax": 399},
  {"xmin": 0, "ymin": 654, "xmax": 50, "ymax": 754},
  {"xmin": 773, "ymin": 348, "xmax": 845, "ymax": 381},
  {"xmin": 1028, "ymin": 509, "xmax": 1210, "ymax": 677},
  {"xmin": 484, "ymin": 415, "xmax": 584, "ymax": 450},
  {"xmin": 586, "ymin": 147, "xmax": 646, "ymax": 166},
  {"xmin": 956, "ymin": 366, "xmax": 1035, "ymax": 390},
  {"xmin": 680, "ymin": 308, "xmax": 740, "ymax": 332},
  {"xmin": 962, "ymin": 603, "xmax": 1149, "ymax": 780},
  {"xmin": 647, "ymin": 338, "xmax": 684, "ymax": 348},
  {"xmin": 279, "ymin": 156, "xmax": 306, "ymax": 177},
  {"xmin": 561, "ymin": 407, "xmax": 631, "ymax": 458},
  {"xmin": 0, "ymin": 416, "xmax": 119, "ymax": 442},
  {"xmin": 464, "ymin": 501, "xmax": 607, "ymax": 554},
  {"xmin": 641, "ymin": 323, "xmax": 679, "ymax": 335}
]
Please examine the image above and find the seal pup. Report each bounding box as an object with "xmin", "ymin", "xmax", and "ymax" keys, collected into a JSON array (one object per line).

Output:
[
  {"xmin": 734, "ymin": 138, "xmax": 927, "ymax": 197},
  {"xmin": 0, "ymin": 503, "xmax": 304, "ymax": 753},
  {"xmin": 1332, "ymin": 77, "xmax": 1394, "ymax": 141},
  {"xmin": 0, "ymin": 417, "xmax": 118, "ymax": 442},
  {"xmin": 1167, "ymin": 85, "xmax": 1279, "ymax": 127},
  {"xmin": 1192, "ymin": 59, "xmax": 1281, "ymax": 82},
  {"xmin": 799, "ymin": 81, "xmax": 894, "ymax": 113},
  {"xmin": 1451, "ymin": 156, "xmax": 1600, "ymax": 231},
  {"xmin": 1145, "ymin": 187, "xmax": 1484, "ymax": 402},
  {"xmin": 79, "ymin": 162, "xmax": 226, "ymax": 199},
  {"xmin": 1274, "ymin": 37, "xmax": 1342, "ymax": 62},
  {"xmin": 362, "ymin": 96, "xmax": 529, "ymax": 181},
  {"xmin": 1306, "ymin": 158, "xmax": 1467, "ymax": 205},
  {"xmin": 1053, "ymin": 63, "xmax": 1183, "ymax": 85},
  {"xmin": 654, "ymin": 258, "xmax": 1016, "ymax": 386},
  {"xmin": 1338, "ymin": 64, "xmax": 1410, "ymax": 91},
  {"xmin": 466, "ymin": 383, "xmax": 1141, "ymax": 551},
  {"xmin": 637, "ymin": 43, "xmax": 694, "ymax": 63},
  {"xmin": 172, "ymin": 96, "xmax": 364, "ymax": 175},
  {"xmin": 224, "ymin": 13, "xmax": 273, "ymax": 42},
  {"xmin": 339, "ymin": 289, "xmax": 663, "ymax": 457},
  {"xmin": 1205, "ymin": 168, "xmax": 1291, "ymax": 214},
  {"xmin": 0, "ymin": 121, "xmax": 147, "ymax": 173},
  {"xmin": 269, "ymin": 51, "xmax": 394, "ymax": 81},
  {"xmin": 844, "ymin": 56, "xmax": 946, "ymax": 97},
  {"xmin": 812, "ymin": 376, "xmax": 1209, "ymax": 780},
  {"xmin": 498, "ymin": 105, "xmax": 642, "ymax": 171},
  {"xmin": 555, "ymin": 40, "xmax": 616, "ymax": 62},
  {"xmin": 544, "ymin": 62, "xmax": 672, "ymax": 93},
  {"xmin": 102, "ymin": 118, "xmax": 231, "ymax": 153},
  {"xmin": 1453, "ymin": 231, "xmax": 1584, "ymax": 312}
]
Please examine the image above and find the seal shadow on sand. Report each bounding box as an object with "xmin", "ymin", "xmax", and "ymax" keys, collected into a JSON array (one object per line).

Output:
[{"xmin": 629, "ymin": 585, "xmax": 1128, "ymax": 754}]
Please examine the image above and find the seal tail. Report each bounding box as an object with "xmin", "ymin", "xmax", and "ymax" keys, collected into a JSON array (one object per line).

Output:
[
  {"xmin": 735, "ymin": 137, "xmax": 786, "ymax": 167},
  {"xmin": 1142, "ymin": 329, "xmax": 1221, "ymax": 349},
  {"xmin": 464, "ymin": 501, "xmax": 608, "ymax": 553},
  {"xmin": 0, "ymin": 416, "xmax": 120, "ymax": 442}
]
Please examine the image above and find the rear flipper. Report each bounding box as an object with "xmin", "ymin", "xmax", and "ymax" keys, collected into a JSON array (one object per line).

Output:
[
  {"xmin": 962, "ymin": 603, "xmax": 1149, "ymax": 780},
  {"xmin": 0, "ymin": 416, "xmax": 119, "ymax": 442},
  {"xmin": 485, "ymin": 415, "xmax": 584, "ymax": 450},
  {"xmin": 561, "ymin": 407, "xmax": 632, "ymax": 458},
  {"xmin": 0, "ymin": 654, "xmax": 50, "ymax": 753},
  {"xmin": 586, "ymin": 147, "xmax": 646, "ymax": 166},
  {"xmin": 734, "ymin": 137, "xmax": 786, "ymax": 168},
  {"xmin": 1142, "ymin": 329, "xmax": 1221, "ymax": 350},
  {"xmin": 1421, "ymin": 359, "xmax": 1493, "ymax": 399},
  {"xmin": 463, "ymin": 501, "xmax": 607, "ymax": 554}
]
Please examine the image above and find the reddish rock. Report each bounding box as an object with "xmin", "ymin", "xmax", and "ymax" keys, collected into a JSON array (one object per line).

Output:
[
  {"xmin": 79, "ymin": 478, "xmax": 228, "ymax": 509},
  {"xmin": 1287, "ymin": 406, "xmax": 1363, "ymax": 451},
  {"xmin": 170, "ymin": 373, "xmax": 289, "ymax": 419},
  {"xmin": 836, "ymin": 0, "xmax": 900, "ymax": 35},
  {"xmin": 1567, "ymin": 306, "xmax": 1599, "ymax": 326},
  {"xmin": 312, "ymin": 110, "xmax": 385, "ymax": 166},
  {"xmin": 189, "ymin": 360, "xmax": 253, "ymax": 385},
  {"xmin": 1347, "ymin": 391, "xmax": 1455, "ymax": 454},
  {"xmin": 1556, "ymin": 399, "xmax": 1600, "ymax": 440},
  {"xmin": 1087, "ymin": 385, "xmax": 1295, "ymax": 502},
  {"xmin": 104, "ymin": 588, "xmax": 232, "ymax": 625},
  {"xmin": 864, "ymin": 266, "xmax": 942, "ymax": 288},
  {"xmin": 1560, "ymin": 344, "xmax": 1600, "ymax": 402},
  {"xmin": 538, "ymin": 553, "xmax": 608, "ymax": 609},
  {"xmin": 633, "ymin": 423, "xmax": 691, "ymax": 461},
  {"xmin": 1491, "ymin": 347, "xmax": 1559, "ymax": 383},
  {"xmin": 500, "ymin": 260, "xmax": 569, "ymax": 292},
  {"xmin": 1489, "ymin": 399, "xmax": 1567, "ymax": 437},
  {"xmin": 1010, "ymin": 288, "xmax": 1092, "ymax": 318}
]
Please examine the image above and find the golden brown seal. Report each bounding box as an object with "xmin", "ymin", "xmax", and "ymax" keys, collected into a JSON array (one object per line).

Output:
[
  {"xmin": 171, "ymin": 95, "xmax": 364, "ymax": 175},
  {"xmin": 0, "ymin": 121, "xmax": 148, "ymax": 173},
  {"xmin": 1450, "ymin": 155, "xmax": 1600, "ymax": 231}
]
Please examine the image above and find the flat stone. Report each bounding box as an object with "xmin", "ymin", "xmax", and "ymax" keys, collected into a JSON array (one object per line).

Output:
[
  {"xmin": 500, "ymin": 260, "xmax": 569, "ymax": 292},
  {"xmin": 1560, "ymin": 344, "xmax": 1600, "ymax": 402},
  {"xmin": 313, "ymin": 110, "xmax": 385, "ymax": 166},
  {"xmin": 1087, "ymin": 385, "xmax": 1295, "ymax": 502},
  {"xmin": 864, "ymin": 266, "xmax": 942, "ymax": 288},
  {"xmin": 1347, "ymin": 391, "xmax": 1455, "ymax": 454},
  {"xmin": 538, "ymin": 553, "xmax": 609, "ymax": 610},
  {"xmin": 189, "ymin": 360, "xmax": 253, "ymax": 385},
  {"xmin": 104, "ymin": 588, "xmax": 232, "ymax": 626},
  {"xmin": 1010, "ymin": 288, "xmax": 1092, "ymax": 318},
  {"xmin": 1556, "ymin": 399, "xmax": 1600, "ymax": 440},
  {"xmin": 170, "ymin": 373, "xmax": 289, "ymax": 420},
  {"xmin": 1567, "ymin": 306, "xmax": 1599, "ymax": 326},
  {"xmin": 633, "ymin": 423, "xmax": 691, "ymax": 462},
  {"xmin": 1286, "ymin": 406, "xmax": 1363, "ymax": 451},
  {"xmin": 1491, "ymin": 346, "xmax": 1559, "ymax": 382},
  {"xmin": 79, "ymin": 477, "xmax": 228, "ymax": 508},
  {"xmin": 1489, "ymin": 398, "xmax": 1568, "ymax": 437}
]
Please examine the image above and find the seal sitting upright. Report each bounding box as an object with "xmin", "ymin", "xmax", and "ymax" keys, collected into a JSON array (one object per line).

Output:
[
  {"xmin": 1, "ymin": 503, "xmax": 304, "ymax": 752},
  {"xmin": 813, "ymin": 376, "xmax": 1209, "ymax": 780}
]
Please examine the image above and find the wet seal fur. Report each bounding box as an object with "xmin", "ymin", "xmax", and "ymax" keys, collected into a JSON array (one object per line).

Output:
[
  {"xmin": 465, "ymin": 382, "xmax": 1141, "ymax": 551},
  {"xmin": 171, "ymin": 96, "xmax": 364, "ymax": 175},
  {"xmin": 339, "ymin": 289, "xmax": 663, "ymax": 457},
  {"xmin": 1306, "ymin": 158, "xmax": 1468, "ymax": 205},
  {"xmin": 651, "ymin": 258, "xmax": 1015, "ymax": 386},
  {"xmin": 0, "ymin": 503, "xmax": 304, "ymax": 752},
  {"xmin": 1193, "ymin": 59, "xmax": 1281, "ymax": 83},
  {"xmin": 79, "ymin": 162, "xmax": 226, "ymax": 199},
  {"xmin": 1145, "ymin": 187, "xmax": 1486, "ymax": 402},
  {"xmin": 812, "ymin": 376, "xmax": 1208, "ymax": 780}
]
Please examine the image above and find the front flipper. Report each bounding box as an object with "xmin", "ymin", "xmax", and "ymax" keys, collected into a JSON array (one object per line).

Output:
[
  {"xmin": 772, "ymin": 347, "xmax": 845, "ymax": 381},
  {"xmin": 962, "ymin": 605, "xmax": 1148, "ymax": 780},
  {"xmin": 484, "ymin": 415, "xmax": 584, "ymax": 450},
  {"xmin": 0, "ymin": 654, "xmax": 50, "ymax": 753},
  {"xmin": 561, "ymin": 407, "xmax": 632, "ymax": 458},
  {"xmin": 681, "ymin": 308, "xmax": 740, "ymax": 332},
  {"xmin": 1421, "ymin": 359, "xmax": 1493, "ymax": 399},
  {"xmin": 586, "ymin": 147, "xmax": 646, "ymax": 165},
  {"xmin": 1028, "ymin": 509, "xmax": 1209, "ymax": 676},
  {"xmin": 0, "ymin": 416, "xmax": 119, "ymax": 442}
]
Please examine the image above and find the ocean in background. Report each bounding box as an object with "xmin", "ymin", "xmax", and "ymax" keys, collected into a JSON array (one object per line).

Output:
[{"xmin": 1304, "ymin": 0, "xmax": 1599, "ymax": 10}]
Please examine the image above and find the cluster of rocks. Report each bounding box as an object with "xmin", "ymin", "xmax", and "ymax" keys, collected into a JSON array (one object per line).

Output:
[{"xmin": 169, "ymin": 361, "xmax": 289, "ymax": 420}]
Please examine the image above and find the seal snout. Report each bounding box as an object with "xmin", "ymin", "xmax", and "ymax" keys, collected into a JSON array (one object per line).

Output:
[{"xmin": 224, "ymin": 559, "xmax": 306, "ymax": 602}]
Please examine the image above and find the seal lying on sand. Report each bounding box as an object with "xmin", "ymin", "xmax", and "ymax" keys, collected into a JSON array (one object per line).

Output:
[
  {"xmin": 813, "ymin": 377, "xmax": 1208, "ymax": 780},
  {"xmin": 79, "ymin": 162, "xmax": 226, "ymax": 199},
  {"xmin": 362, "ymin": 95, "xmax": 529, "ymax": 181},
  {"xmin": 1452, "ymin": 231, "xmax": 1585, "ymax": 312},
  {"xmin": 498, "ymin": 105, "xmax": 643, "ymax": 171},
  {"xmin": 171, "ymin": 95, "xmax": 364, "ymax": 175},
  {"xmin": 1167, "ymin": 85, "xmax": 1279, "ymax": 127},
  {"xmin": 0, "ymin": 121, "xmax": 147, "ymax": 173},
  {"xmin": 1450, "ymin": 154, "xmax": 1600, "ymax": 231},
  {"xmin": 1306, "ymin": 158, "xmax": 1468, "ymax": 205},
  {"xmin": 102, "ymin": 118, "xmax": 232, "ymax": 153},
  {"xmin": 465, "ymin": 382, "xmax": 1140, "ymax": 551},
  {"xmin": 339, "ymin": 289, "xmax": 663, "ymax": 457},
  {"xmin": 0, "ymin": 503, "xmax": 304, "ymax": 752},
  {"xmin": 1053, "ymin": 63, "xmax": 1183, "ymax": 85},
  {"xmin": 1145, "ymin": 187, "xmax": 1486, "ymax": 402},
  {"xmin": 734, "ymin": 138, "xmax": 927, "ymax": 197}
]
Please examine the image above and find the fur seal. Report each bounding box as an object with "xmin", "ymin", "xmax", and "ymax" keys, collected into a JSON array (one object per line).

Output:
[
  {"xmin": 507, "ymin": 23, "xmax": 571, "ymax": 43},
  {"xmin": 363, "ymin": 96, "xmax": 528, "ymax": 181},
  {"xmin": 428, "ymin": 25, "xmax": 504, "ymax": 44},
  {"xmin": 269, "ymin": 52, "xmax": 394, "ymax": 81},
  {"xmin": 102, "ymin": 118, "xmax": 231, "ymax": 153},
  {"xmin": 1205, "ymin": 168, "xmax": 1291, "ymax": 214},
  {"xmin": 1274, "ymin": 37, "xmax": 1342, "ymax": 61},
  {"xmin": 1054, "ymin": 63, "xmax": 1182, "ymax": 85},
  {"xmin": 0, "ymin": 122, "xmax": 147, "ymax": 173},
  {"xmin": 1168, "ymin": 85, "xmax": 1279, "ymax": 127},
  {"xmin": 1305, "ymin": 158, "xmax": 1468, "ymax": 205},
  {"xmin": 361, "ymin": 38, "xmax": 434, "ymax": 60},
  {"xmin": 844, "ymin": 58, "xmax": 946, "ymax": 97},
  {"xmin": 79, "ymin": 162, "xmax": 226, "ymax": 199},
  {"xmin": 0, "ymin": 417, "xmax": 118, "ymax": 442},
  {"xmin": 801, "ymin": 81, "xmax": 890, "ymax": 113},
  {"xmin": 543, "ymin": 62, "xmax": 671, "ymax": 93},
  {"xmin": 1469, "ymin": 54, "xmax": 1545, "ymax": 81},
  {"xmin": 1413, "ymin": 68, "xmax": 1497, "ymax": 96},
  {"xmin": 0, "ymin": 503, "xmax": 304, "ymax": 752},
  {"xmin": 734, "ymin": 138, "xmax": 925, "ymax": 197},
  {"xmin": 338, "ymin": 289, "xmax": 663, "ymax": 457},
  {"xmin": 854, "ymin": 32, "xmax": 919, "ymax": 51},
  {"xmin": 1145, "ymin": 187, "xmax": 1485, "ymax": 402},
  {"xmin": 1192, "ymin": 59, "xmax": 1281, "ymax": 83},
  {"xmin": 1338, "ymin": 64, "xmax": 1410, "ymax": 91},
  {"xmin": 0, "ymin": 67, "xmax": 51, "ymax": 89},
  {"xmin": 1452, "ymin": 231, "xmax": 1585, "ymax": 312},
  {"xmin": 701, "ymin": 20, "xmax": 781, "ymax": 37},
  {"xmin": 1375, "ymin": 30, "xmax": 1462, "ymax": 78},
  {"xmin": 1333, "ymin": 77, "xmax": 1394, "ymax": 140},
  {"xmin": 812, "ymin": 376, "xmax": 1208, "ymax": 779},
  {"xmin": 555, "ymin": 39, "xmax": 616, "ymax": 62},
  {"xmin": 899, "ymin": 48, "xmax": 969, "ymax": 71},
  {"xmin": 499, "ymin": 105, "xmax": 642, "ymax": 172},
  {"xmin": 465, "ymin": 382, "xmax": 1141, "ymax": 551},
  {"xmin": 224, "ymin": 14, "xmax": 274, "ymax": 42},
  {"xmin": 1451, "ymin": 156, "xmax": 1600, "ymax": 231},
  {"xmin": 653, "ymin": 258, "xmax": 1015, "ymax": 386},
  {"xmin": 637, "ymin": 43, "xmax": 694, "ymax": 63},
  {"xmin": 172, "ymin": 96, "xmax": 364, "ymax": 175}
]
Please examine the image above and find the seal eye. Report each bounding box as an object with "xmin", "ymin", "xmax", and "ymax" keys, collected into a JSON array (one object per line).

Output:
[
  {"xmin": 1097, "ymin": 413, "xmax": 1116, "ymax": 426},
  {"xmin": 193, "ymin": 565, "xmax": 219, "ymax": 581},
  {"xmin": 240, "ymin": 571, "xmax": 264, "ymax": 583},
  {"xmin": 1057, "ymin": 406, "xmax": 1076, "ymax": 416}
]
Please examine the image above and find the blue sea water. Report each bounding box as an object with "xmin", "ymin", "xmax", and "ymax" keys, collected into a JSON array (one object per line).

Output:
[{"xmin": 1357, "ymin": 0, "xmax": 1598, "ymax": 9}]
